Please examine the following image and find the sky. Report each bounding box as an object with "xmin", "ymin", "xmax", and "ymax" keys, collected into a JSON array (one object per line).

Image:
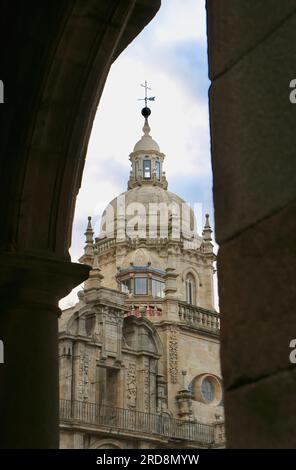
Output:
[{"xmin": 60, "ymin": 0, "xmax": 218, "ymax": 309}]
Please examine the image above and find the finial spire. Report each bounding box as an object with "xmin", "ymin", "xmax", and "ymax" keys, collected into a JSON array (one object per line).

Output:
[
  {"xmin": 202, "ymin": 214, "xmax": 214, "ymax": 256},
  {"xmin": 142, "ymin": 119, "xmax": 151, "ymax": 136},
  {"xmin": 84, "ymin": 216, "xmax": 94, "ymax": 255},
  {"xmin": 87, "ymin": 215, "xmax": 92, "ymax": 229},
  {"xmin": 181, "ymin": 370, "xmax": 187, "ymax": 390},
  {"xmin": 84, "ymin": 246, "xmax": 104, "ymax": 292},
  {"xmin": 85, "ymin": 216, "xmax": 94, "ymax": 243},
  {"xmin": 202, "ymin": 213, "xmax": 212, "ymax": 241},
  {"xmin": 79, "ymin": 216, "xmax": 95, "ymax": 265}
]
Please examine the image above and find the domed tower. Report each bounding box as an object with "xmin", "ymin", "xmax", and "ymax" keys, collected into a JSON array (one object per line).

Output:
[
  {"xmin": 59, "ymin": 99, "xmax": 224, "ymax": 450},
  {"xmin": 80, "ymin": 105, "xmax": 215, "ymax": 313}
]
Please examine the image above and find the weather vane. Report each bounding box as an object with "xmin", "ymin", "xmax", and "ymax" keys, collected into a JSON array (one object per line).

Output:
[{"xmin": 138, "ymin": 80, "xmax": 155, "ymax": 107}]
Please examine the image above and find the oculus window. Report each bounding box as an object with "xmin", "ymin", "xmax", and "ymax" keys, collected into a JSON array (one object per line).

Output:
[{"xmin": 189, "ymin": 374, "xmax": 223, "ymax": 406}]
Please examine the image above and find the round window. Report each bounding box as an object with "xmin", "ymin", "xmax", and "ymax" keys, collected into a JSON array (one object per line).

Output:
[
  {"xmin": 201, "ymin": 377, "xmax": 215, "ymax": 403},
  {"xmin": 192, "ymin": 374, "xmax": 222, "ymax": 405}
]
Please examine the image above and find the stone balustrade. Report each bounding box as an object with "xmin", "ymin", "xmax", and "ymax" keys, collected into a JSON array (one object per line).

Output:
[{"xmin": 178, "ymin": 302, "xmax": 220, "ymax": 334}]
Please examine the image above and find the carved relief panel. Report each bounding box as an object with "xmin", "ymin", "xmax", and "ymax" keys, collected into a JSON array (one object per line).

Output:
[
  {"xmin": 126, "ymin": 362, "xmax": 137, "ymax": 409},
  {"xmin": 168, "ymin": 326, "xmax": 179, "ymax": 384}
]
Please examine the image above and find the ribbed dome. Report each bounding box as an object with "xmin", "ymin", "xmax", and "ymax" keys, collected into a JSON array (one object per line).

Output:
[
  {"xmin": 133, "ymin": 134, "xmax": 160, "ymax": 152},
  {"xmin": 124, "ymin": 185, "xmax": 184, "ymax": 206},
  {"xmin": 99, "ymin": 185, "xmax": 197, "ymax": 239},
  {"xmin": 107, "ymin": 185, "xmax": 185, "ymax": 218}
]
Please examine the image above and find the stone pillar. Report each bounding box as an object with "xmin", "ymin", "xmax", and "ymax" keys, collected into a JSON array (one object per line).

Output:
[
  {"xmin": 59, "ymin": 341, "xmax": 73, "ymax": 401},
  {"xmin": 176, "ymin": 371, "xmax": 194, "ymax": 421},
  {"xmin": 163, "ymin": 268, "xmax": 179, "ymax": 322},
  {"xmin": 0, "ymin": 252, "xmax": 89, "ymax": 448},
  {"xmin": 207, "ymin": 0, "xmax": 296, "ymax": 448},
  {"xmin": 73, "ymin": 432, "xmax": 84, "ymax": 449},
  {"xmin": 176, "ymin": 390, "xmax": 194, "ymax": 421},
  {"xmin": 213, "ymin": 419, "xmax": 226, "ymax": 447},
  {"xmin": 156, "ymin": 375, "xmax": 167, "ymax": 413}
]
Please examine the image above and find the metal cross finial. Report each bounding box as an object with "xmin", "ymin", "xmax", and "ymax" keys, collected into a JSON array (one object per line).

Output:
[{"xmin": 138, "ymin": 80, "xmax": 155, "ymax": 107}]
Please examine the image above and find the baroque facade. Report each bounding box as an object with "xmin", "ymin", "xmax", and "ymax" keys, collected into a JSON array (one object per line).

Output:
[{"xmin": 59, "ymin": 106, "xmax": 225, "ymax": 449}]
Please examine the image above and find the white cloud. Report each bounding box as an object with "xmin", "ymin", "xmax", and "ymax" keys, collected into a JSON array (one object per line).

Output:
[{"xmin": 149, "ymin": 0, "xmax": 206, "ymax": 46}]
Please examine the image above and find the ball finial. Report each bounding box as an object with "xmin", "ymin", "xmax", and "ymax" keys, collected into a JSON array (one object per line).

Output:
[{"xmin": 141, "ymin": 107, "xmax": 151, "ymax": 119}]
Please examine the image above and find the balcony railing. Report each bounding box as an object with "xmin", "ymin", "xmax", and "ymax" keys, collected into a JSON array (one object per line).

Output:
[
  {"xmin": 60, "ymin": 399, "xmax": 215, "ymax": 445},
  {"xmin": 178, "ymin": 302, "xmax": 220, "ymax": 334}
]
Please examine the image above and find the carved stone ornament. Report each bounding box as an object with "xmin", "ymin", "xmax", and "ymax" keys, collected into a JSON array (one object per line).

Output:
[
  {"xmin": 126, "ymin": 363, "xmax": 137, "ymax": 409},
  {"xmin": 168, "ymin": 327, "xmax": 178, "ymax": 384}
]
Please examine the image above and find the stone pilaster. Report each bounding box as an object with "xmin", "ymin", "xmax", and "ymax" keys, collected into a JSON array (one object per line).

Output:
[{"xmin": 163, "ymin": 267, "xmax": 180, "ymax": 322}]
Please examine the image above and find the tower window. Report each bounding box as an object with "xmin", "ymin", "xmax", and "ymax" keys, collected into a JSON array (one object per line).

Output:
[
  {"xmin": 156, "ymin": 161, "xmax": 160, "ymax": 180},
  {"xmin": 152, "ymin": 279, "xmax": 165, "ymax": 298},
  {"xmin": 134, "ymin": 277, "xmax": 148, "ymax": 295},
  {"xmin": 121, "ymin": 279, "xmax": 131, "ymax": 294},
  {"xmin": 135, "ymin": 160, "xmax": 139, "ymax": 177},
  {"xmin": 143, "ymin": 159, "xmax": 151, "ymax": 179},
  {"xmin": 186, "ymin": 274, "xmax": 196, "ymax": 305}
]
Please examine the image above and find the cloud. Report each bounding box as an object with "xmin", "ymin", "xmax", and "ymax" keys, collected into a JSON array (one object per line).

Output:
[{"xmin": 139, "ymin": 0, "xmax": 207, "ymax": 47}]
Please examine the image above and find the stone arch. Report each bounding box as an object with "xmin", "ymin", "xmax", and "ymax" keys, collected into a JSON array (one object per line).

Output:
[
  {"xmin": 181, "ymin": 267, "xmax": 202, "ymax": 287},
  {"xmin": 123, "ymin": 315, "xmax": 164, "ymax": 376},
  {"xmin": 181, "ymin": 267, "xmax": 202, "ymax": 305},
  {"xmin": 0, "ymin": 0, "xmax": 161, "ymax": 449},
  {"xmin": 123, "ymin": 315, "xmax": 163, "ymax": 356},
  {"xmin": 89, "ymin": 438, "xmax": 124, "ymax": 450}
]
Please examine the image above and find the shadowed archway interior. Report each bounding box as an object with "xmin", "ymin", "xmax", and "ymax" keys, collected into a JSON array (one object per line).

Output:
[{"xmin": 0, "ymin": 0, "xmax": 161, "ymax": 448}]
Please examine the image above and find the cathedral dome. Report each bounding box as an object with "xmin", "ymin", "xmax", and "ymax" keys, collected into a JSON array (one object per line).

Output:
[
  {"xmin": 99, "ymin": 185, "xmax": 197, "ymax": 240},
  {"xmin": 119, "ymin": 185, "xmax": 185, "ymax": 207}
]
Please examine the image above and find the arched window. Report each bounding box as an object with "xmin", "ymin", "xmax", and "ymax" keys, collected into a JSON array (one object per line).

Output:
[{"xmin": 185, "ymin": 273, "xmax": 196, "ymax": 305}]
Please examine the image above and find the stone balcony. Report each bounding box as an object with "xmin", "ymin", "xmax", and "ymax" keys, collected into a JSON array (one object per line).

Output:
[
  {"xmin": 123, "ymin": 301, "xmax": 220, "ymax": 337},
  {"xmin": 59, "ymin": 399, "xmax": 224, "ymax": 447}
]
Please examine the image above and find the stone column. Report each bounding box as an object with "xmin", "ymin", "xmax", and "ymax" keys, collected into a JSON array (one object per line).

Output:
[
  {"xmin": 0, "ymin": 252, "xmax": 89, "ymax": 448},
  {"xmin": 163, "ymin": 267, "xmax": 179, "ymax": 322},
  {"xmin": 207, "ymin": 0, "xmax": 296, "ymax": 448}
]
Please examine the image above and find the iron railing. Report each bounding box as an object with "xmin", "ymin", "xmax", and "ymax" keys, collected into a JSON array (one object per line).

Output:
[
  {"xmin": 60, "ymin": 399, "xmax": 214, "ymax": 445},
  {"xmin": 178, "ymin": 302, "xmax": 220, "ymax": 333}
]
